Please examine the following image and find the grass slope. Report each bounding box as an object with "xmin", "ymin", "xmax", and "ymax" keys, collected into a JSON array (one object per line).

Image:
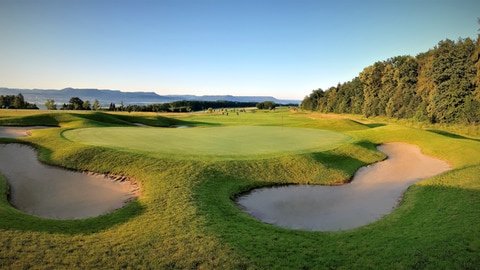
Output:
[{"xmin": 0, "ymin": 109, "xmax": 479, "ymax": 269}]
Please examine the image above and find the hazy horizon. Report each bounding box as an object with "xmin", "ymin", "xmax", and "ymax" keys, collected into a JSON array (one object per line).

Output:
[
  {"xmin": 0, "ymin": 87, "xmax": 303, "ymax": 101},
  {"xmin": 1, "ymin": 0, "xmax": 479, "ymax": 100}
]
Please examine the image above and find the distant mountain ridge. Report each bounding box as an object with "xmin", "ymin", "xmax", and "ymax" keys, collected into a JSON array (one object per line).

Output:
[{"xmin": 0, "ymin": 88, "xmax": 300, "ymax": 107}]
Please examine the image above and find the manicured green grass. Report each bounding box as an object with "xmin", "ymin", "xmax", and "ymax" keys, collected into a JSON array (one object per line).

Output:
[
  {"xmin": 0, "ymin": 109, "xmax": 479, "ymax": 269},
  {"xmin": 63, "ymin": 126, "xmax": 353, "ymax": 160}
]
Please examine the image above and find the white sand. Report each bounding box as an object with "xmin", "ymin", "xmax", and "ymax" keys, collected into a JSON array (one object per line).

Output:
[
  {"xmin": 0, "ymin": 144, "xmax": 138, "ymax": 220},
  {"xmin": 236, "ymin": 143, "xmax": 451, "ymax": 231}
]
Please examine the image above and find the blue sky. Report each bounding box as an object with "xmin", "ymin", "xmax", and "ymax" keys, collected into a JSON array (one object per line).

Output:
[{"xmin": 1, "ymin": 0, "xmax": 479, "ymax": 100}]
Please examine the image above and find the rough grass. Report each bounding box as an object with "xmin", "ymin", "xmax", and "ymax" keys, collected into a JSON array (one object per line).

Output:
[{"xmin": 0, "ymin": 109, "xmax": 479, "ymax": 269}]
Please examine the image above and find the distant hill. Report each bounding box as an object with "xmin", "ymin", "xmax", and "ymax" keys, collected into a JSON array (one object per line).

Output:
[{"xmin": 0, "ymin": 88, "xmax": 300, "ymax": 107}]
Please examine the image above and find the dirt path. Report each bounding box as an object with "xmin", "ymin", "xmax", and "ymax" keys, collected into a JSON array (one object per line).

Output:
[{"xmin": 236, "ymin": 143, "xmax": 451, "ymax": 231}]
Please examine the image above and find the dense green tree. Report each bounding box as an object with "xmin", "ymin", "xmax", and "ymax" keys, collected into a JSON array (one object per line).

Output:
[
  {"xmin": 346, "ymin": 77, "xmax": 364, "ymax": 114},
  {"xmin": 463, "ymin": 95, "xmax": 480, "ymax": 124},
  {"xmin": 58, "ymin": 97, "xmax": 89, "ymax": 110},
  {"xmin": 45, "ymin": 99, "xmax": 57, "ymax": 110},
  {"xmin": 92, "ymin": 99, "xmax": 100, "ymax": 110},
  {"xmin": 473, "ymin": 23, "xmax": 480, "ymax": 101},
  {"xmin": 301, "ymin": 89, "xmax": 324, "ymax": 110},
  {"xmin": 325, "ymin": 86, "xmax": 339, "ymax": 113},
  {"xmin": 415, "ymin": 51, "xmax": 436, "ymax": 121},
  {"xmin": 380, "ymin": 61, "xmax": 397, "ymax": 117},
  {"xmin": 69, "ymin": 97, "xmax": 84, "ymax": 110},
  {"xmin": 256, "ymin": 101, "xmax": 276, "ymax": 110},
  {"xmin": 301, "ymin": 79, "xmax": 363, "ymax": 114},
  {"xmin": 83, "ymin": 100, "xmax": 91, "ymax": 110},
  {"xmin": 428, "ymin": 38, "xmax": 476, "ymax": 123},
  {"xmin": 301, "ymin": 34, "xmax": 479, "ymax": 124},
  {"xmin": 360, "ymin": 62, "xmax": 384, "ymax": 117},
  {"xmin": 0, "ymin": 94, "xmax": 38, "ymax": 109},
  {"xmin": 393, "ymin": 56, "xmax": 419, "ymax": 118},
  {"xmin": 12, "ymin": 93, "xmax": 25, "ymax": 109}
]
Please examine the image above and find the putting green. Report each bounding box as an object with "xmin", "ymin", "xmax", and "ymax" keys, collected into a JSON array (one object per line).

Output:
[{"xmin": 63, "ymin": 126, "xmax": 353, "ymax": 159}]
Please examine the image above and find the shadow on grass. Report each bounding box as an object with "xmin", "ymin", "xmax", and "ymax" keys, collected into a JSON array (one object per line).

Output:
[
  {"xmin": 365, "ymin": 123, "xmax": 387, "ymax": 128},
  {"xmin": 348, "ymin": 119, "xmax": 386, "ymax": 129},
  {"xmin": 0, "ymin": 198, "xmax": 145, "ymax": 235},
  {"xmin": 427, "ymin": 129, "xmax": 480, "ymax": 142},
  {"xmin": 309, "ymin": 151, "xmax": 365, "ymax": 184},
  {"xmin": 177, "ymin": 119, "xmax": 222, "ymax": 127},
  {"xmin": 93, "ymin": 112, "xmax": 222, "ymax": 127},
  {"xmin": 70, "ymin": 112, "xmax": 135, "ymax": 126},
  {"xmin": 309, "ymin": 140, "xmax": 383, "ymax": 184},
  {"xmin": 0, "ymin": 113, "xmax": 59, "ymax": 127}
]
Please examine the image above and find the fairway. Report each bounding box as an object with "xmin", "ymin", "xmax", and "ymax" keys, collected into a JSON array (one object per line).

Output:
[
  {"xmin": 1, "ymin": 111, "xmax": 480, "ymax": 269},
  {"xmin": 63, "ymin": 126, "xmax": 352, "ymax": 159}
]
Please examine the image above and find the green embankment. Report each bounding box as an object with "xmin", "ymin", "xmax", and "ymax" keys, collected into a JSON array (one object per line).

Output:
[{"xmin": 0, "ymin": 109, "xmax": 479, "ymax": 269}]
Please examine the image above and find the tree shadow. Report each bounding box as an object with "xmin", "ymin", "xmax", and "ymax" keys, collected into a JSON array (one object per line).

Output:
[
  {"xmin": 86, "ymin": 112, "xmax": 221, "ymax": 127},
  {"xmin": 348, "ymin": 119, "xmax": 386, "ymax": 129},
  {"xmin": 0, "ymin": 113, "xmax": 59, "ymax": 127},
  {"xmin": 71, "ymin": 112, "xmax": 132, "ymax": 126},
  {"xmin": 308, "ymin": 141, "xmax": 382, "ymax": 184},
  {"xmin": 309, "ymin": 152, "xmax": 367, "ymax": 184},
  {"xmin": 365, "ymin": 123, "xmax": 387, "ymax": 128},
  {"xmin": 427, "ymin": 129, "xmax": 480, "ymax": 142}
]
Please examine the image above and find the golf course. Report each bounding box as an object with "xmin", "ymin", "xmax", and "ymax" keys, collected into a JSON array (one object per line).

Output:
[
  {"xmin": 62, "ymin": 126, "xmax": 353, "ymax": 160},
  {"xmin": 1, "ymin": 108, "xmax": 480, "ymax": 269}
]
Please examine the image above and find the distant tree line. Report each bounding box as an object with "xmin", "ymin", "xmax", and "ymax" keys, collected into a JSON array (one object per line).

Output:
[
  {"xmin": 301, "ymin": 36, "xmax": 480, "ymax": 124},
  {"xmin": 112, "ymin": 100, "xmax": 259, "ymax": 112},
  {"xmin": 58, "ymin": 97, "xmax": 100, "ymax": 110},
  {"xmin": 0, "ymin": 94, "xmax": 38, "ymax": 109},
  {"xmin": 44, "ymin": 97, "xmax": 291, "ymax": 112},
  {"xmin": 108, "ymin": 100, "xmax": 284, "ymax": 112},
  {"xmin": 256, "ymin": 101, "xmax": 276, "ymax": 110}
]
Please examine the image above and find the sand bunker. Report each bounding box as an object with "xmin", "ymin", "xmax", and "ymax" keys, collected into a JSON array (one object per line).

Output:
[
  {"xmin": 0, "ymin": 126, "xmax": 53, "ymax": 138},
  {"xmin": 0, "ymin": 144, "xmax": 139, "ymax": 220},
  {"xmin": 236, "ymin": 143, "xmax": 451, "ymax": 231}
]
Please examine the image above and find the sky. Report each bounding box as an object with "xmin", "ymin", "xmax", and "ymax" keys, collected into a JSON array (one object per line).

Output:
[{"xmin": 1, "ymin": 0, "xmax": 479, "ymax": 100}]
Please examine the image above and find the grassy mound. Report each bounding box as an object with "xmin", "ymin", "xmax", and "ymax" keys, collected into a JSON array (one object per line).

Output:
[{"xmin": 0, "ymin": 109, "xmax": 479, "ymax": 269}]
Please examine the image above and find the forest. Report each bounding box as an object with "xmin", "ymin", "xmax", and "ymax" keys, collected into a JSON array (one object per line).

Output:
[{"xmin": 301, "ymin": 36, "xmax": 480, "ymax": 124}]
